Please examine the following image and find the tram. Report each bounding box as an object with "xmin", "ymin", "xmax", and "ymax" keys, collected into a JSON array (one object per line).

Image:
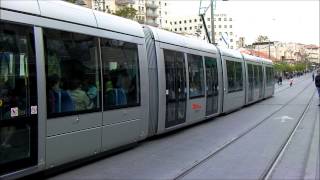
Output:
[{"xmin": 0, "ymin": 1, "xmax": 274, "ymax": 179}]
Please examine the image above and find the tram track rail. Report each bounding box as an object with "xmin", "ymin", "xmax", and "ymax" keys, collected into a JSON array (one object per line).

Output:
[
  {"xmin": 173, "ymin": 80, "xmax": 314, "ymax": 180},
  {"xmin": 262, "ymin": 91, "xmax": 316, "ymax": 180}
]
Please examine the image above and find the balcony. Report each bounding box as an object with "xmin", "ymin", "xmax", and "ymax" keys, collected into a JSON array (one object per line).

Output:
[
  {"xmin": 146, "ymin": 10, "xmax": 159, "ymax": 18},
  {"xmin": 115, "ymin": 0, "xmax": 135, "ymax": 5},
  {"xmin": 145, "ymin": 20, "xmax": 159, "ymax": 27},
  {"xmin": 146, "ymin": 2, "xmax": 158, "ymax": 9}
]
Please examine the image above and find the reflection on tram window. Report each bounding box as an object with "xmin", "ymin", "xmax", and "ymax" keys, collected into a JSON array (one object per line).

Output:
[
  {"xmin": 100, "ymin": 38, "xmax": 140, "ymax": 109},
  {"xmin": 188, "ymin": 54, "xmax": 204, "ymax": 98},
  {"xmin": 0, "ymin": 21, "xmax": 36, "ymax": 160},
  {"xmin": 43, "ymin": 29, "xmax": 101, "ymax": 117},
  {"xmin": 0, "ymin": 22, "xmax": 37, "ymax": 120},
  {"xmin": 226, "ymin": 60, "xmax": 243, "ymax": 92},
  {"xmin": 0, "ymin": 125, "xmax": 30, "ymax": 164},
  {"xmin": 266, "ymin": 67, "xmax": 274, "ymax": 87}
]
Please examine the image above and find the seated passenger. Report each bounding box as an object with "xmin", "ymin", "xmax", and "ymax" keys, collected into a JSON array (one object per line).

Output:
[
  {"xmin": 83, "ymin": 76, "xmax": 98, "ymax": 106},
  {"xmin": 48, "ymin": 74, "xmax": 74, "ymax": 113},
  {"xmin": 68, "ymin": 79, "xmax": 93, "ymax": 111}
]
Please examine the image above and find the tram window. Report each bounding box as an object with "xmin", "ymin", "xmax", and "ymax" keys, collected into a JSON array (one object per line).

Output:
[
  {"xmin": 187, "ymin": 54, "xmax": 205, "ymax": 98},
  {"xmin": 100, "ymin": 38, "xmax": 140, "ymax": 110},
  {"xmin": 0, "ymin": 21, "xmax": 37, "ymax": 161},
  {"xmin": 226, "ymin": 60, "xmax": 243, "ymax": 92},
  {"xmin": 248, "ymin": 64, "xmax": 254, "ymax": 86},
  {"xmin": 254, "ymin": 65, "xmax": 259, "ymax": 87},
  {"xmin": 44, "ymin": 29, "xmax": 101, "ymax": 117},
  {"xmin": 266, "ymin": 67, "xmax": 274, "ymax": 86},
  {"xmin": 0, "ymin": 22, "xmax": 37, "ymax": 120}
]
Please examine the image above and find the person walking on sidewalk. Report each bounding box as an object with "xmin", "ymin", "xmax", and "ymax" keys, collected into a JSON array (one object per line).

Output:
[{"xmin": 315, "ymin": 70, "xmax": 320, "ymax": 106}]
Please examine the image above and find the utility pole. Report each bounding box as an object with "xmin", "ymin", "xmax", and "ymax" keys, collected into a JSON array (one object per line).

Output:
[{"xmin": 211, "ymin": 0, "xmax": 215, "ymax": 44}]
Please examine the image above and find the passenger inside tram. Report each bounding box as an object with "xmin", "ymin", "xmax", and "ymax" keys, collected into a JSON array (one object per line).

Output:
[{"xmin": 68, "ymin": 78, "xmax": 94, "ymax": 111}]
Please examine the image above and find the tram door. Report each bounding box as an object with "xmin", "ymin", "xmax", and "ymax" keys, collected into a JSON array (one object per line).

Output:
[
  {"xmin": 164, "ymin": 49, "xmax": 187, "ymax": 128},
  {"xmin": 247, "ymin": 64, "xmax": 254, "ymax": 102},
  {"xmin": 0, "ymin": 22, "xmax": 38, "ymax": 175},
  {"xmin": 205, "ymin": 57, "xmax": 219, "ymax": 116}
]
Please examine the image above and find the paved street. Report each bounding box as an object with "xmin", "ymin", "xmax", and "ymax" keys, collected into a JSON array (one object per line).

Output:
[{"xmin": 48, "ymin": 74, "xmax": 319, "ymax": 180}]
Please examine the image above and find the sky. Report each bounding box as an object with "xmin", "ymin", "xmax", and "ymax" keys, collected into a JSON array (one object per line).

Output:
[{"xmin": 166, "ymin": 0, "xmax": 320, "ymax": 45}]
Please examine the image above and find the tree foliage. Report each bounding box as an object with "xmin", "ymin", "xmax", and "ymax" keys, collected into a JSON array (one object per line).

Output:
[
  {"xmin": 114, "ymin": 7, "xmax": 137, "ymax": 20},
  {"xmin": 256, "ymin": 35, "xmax": 269, "ymax": 43},
  {"xmin": 65, "ymin": 0, "xmax": 76, "ymax": 3},
  {"xmin": 274, "ymin": 62, "xmax": 309, "ymax": 73}
]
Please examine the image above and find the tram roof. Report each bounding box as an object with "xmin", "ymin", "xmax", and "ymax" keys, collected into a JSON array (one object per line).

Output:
[
  {"xmin": 259, "ymin": 57, "xmax": 273, "ymax": 65},
  {"xmin": 147, "ymin": 26, "xmax": 218, "ymax": 54},
  {"xmin": 242, "ymin": 54, "xmax": 262, "ymax": 64},
  {"xmin": 218, "ymin": 47, "xmax": 243, "ymax": 59},
  {"xmin": 0, "ymin": 0, "xmax": 144, "ymax": 38}
]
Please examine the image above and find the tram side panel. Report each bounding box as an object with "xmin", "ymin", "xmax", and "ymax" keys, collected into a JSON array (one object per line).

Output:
[
  {"xmin": 264, "ymin": 64, "xmax": 275, "ymax": 98},
  {"xmin": 243, "ymin": 57, "xmax": 264, "ymax": 105},
  {"xmin": 221, "ymin": 55, "xmax": 246, "ymax": 113}
]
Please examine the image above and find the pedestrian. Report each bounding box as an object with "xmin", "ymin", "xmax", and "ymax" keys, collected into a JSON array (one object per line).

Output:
[
  {"xmin": 279, "ymin": 76, "xmax": 282, "ymax": 85},
  {"xmin": 312, "ymin": 72, "xmax": 315, "ymax": 81},
  {"xmin": 289, "ymin": 78, "xmax": 293, "ymax": 87},
  {"xmin": 315, "ymin": 70, "xmax": 320, "ymax": 106}
]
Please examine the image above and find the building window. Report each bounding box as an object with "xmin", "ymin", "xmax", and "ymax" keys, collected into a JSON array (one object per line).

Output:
[
  {"xmin": 214, "ymin": 18, "xmax": 216, "ymax": 21},
  {"xmin": 208, "ymin": 25, "xmax": 210, "ymax": 28},
  {"xmin": 200, "ymin": 19, "xmax": 202, "ymax": 22},
  {"xmin": 142, "ymin": 7, "xmax": 144, "ymax": 11},
  {"xmin": 229, "ymin": 25, "xmax": 232, "ymax": 28},
  {"xmin": 187, "ymin": 54, "xmax": 205, "ymax": 98},
  {"xmin": 189, "ymin": 20, "xmax": 192, "ymax": 23},
  {"xmin": 230, "ymin": 39, "xmax": 233, "ymax": 42},
  {"xmin": 184, "ymin": 20, "xmax": 187, "ymax": 23},
  {"xmin": 175, "ymin": 28, "xmax": 177, "ymax": 31},
  {"xmin": 195, "ymin": 26, "xmax": 197, "ymax": 29},
  {"xmin": 218, "ymin": 18, "xmax": 221, "ymax": 21},
  {"xmin": 165, "ymin": 3, "xmax": 167, "ymax": 6},
  {"xmin": 184, "ymin": 27, "xmax": 187, "ymax": 30},
  {"xmin": 165, "ymin": 20, "xmax": 167, "ymax": 23},
  {"xmin": 230, "ymin": 46, "xmax": 233, "ymax": 49},
  {"xmin": 170, "ymin": 22, "xmax": 172, "ymax": 25},
  {"xmin": 219, "ymin": 25, "xmax": 221, "ymax": 28},
  {"xmin": 207, "ymin": 18, "xmax": 210, "ymax": 21},
  {"xmin": 179, "ymin": 28, "xmax": 182, "ymax": 31},
  {"xmin": 179, "ymin": 21, "xmax": 182, "ymax": 24},
  {"xmin": 190, "ymin": 27, "xmax": 192, "ymax": 30},
  {"xmin": 219, "ymin": 32, "xmax": 222, "ymax": 35},
  {"xmin": 214, "ymin": 25, "xmax": 216, "ymax": 28},
  {"xmin": 199, "ymin": 25, "xmax": 202, "ymax": 29},
  {"xmin": 229, "ymin": 18, "xmax": 232, "ymax": 21},
  {"xmin": 230, "ymin": 32, "xmax": 233, "ymax": 35},
  {"xmin": 174, "ymin": 21, "xmax": 177, "ymax": 25},
  {"xmin": 224, "ymin": 18, "xmax": 227, "ymax": 21},
  {"xmin": 224, "ymin": 25, "xmax": 227, "ymax": 28},
  {"xmin": 194, "ymin": 19, "xmax": 197, "ymax": 22}
]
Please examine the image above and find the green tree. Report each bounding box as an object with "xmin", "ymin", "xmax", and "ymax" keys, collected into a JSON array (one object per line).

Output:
[
  {"xmin": 114, "ymin": 7, "xmax": 137, "ymax": 20},
  {"xmin": 256, "ymin": 35, "xmax": 269, "ymax": 43},
  {"xmin": 65, "ymin": 0, "xmax": 76, "ymax": 3}
]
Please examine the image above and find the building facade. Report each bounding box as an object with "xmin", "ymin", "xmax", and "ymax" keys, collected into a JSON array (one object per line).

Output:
[
  {"xmin": 162, "ymin": 13, "xmax": 236, "ymax": 49},
  {"xmin": 83, "ymin": 0, "xmax": 165, "ymax": 27}
]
